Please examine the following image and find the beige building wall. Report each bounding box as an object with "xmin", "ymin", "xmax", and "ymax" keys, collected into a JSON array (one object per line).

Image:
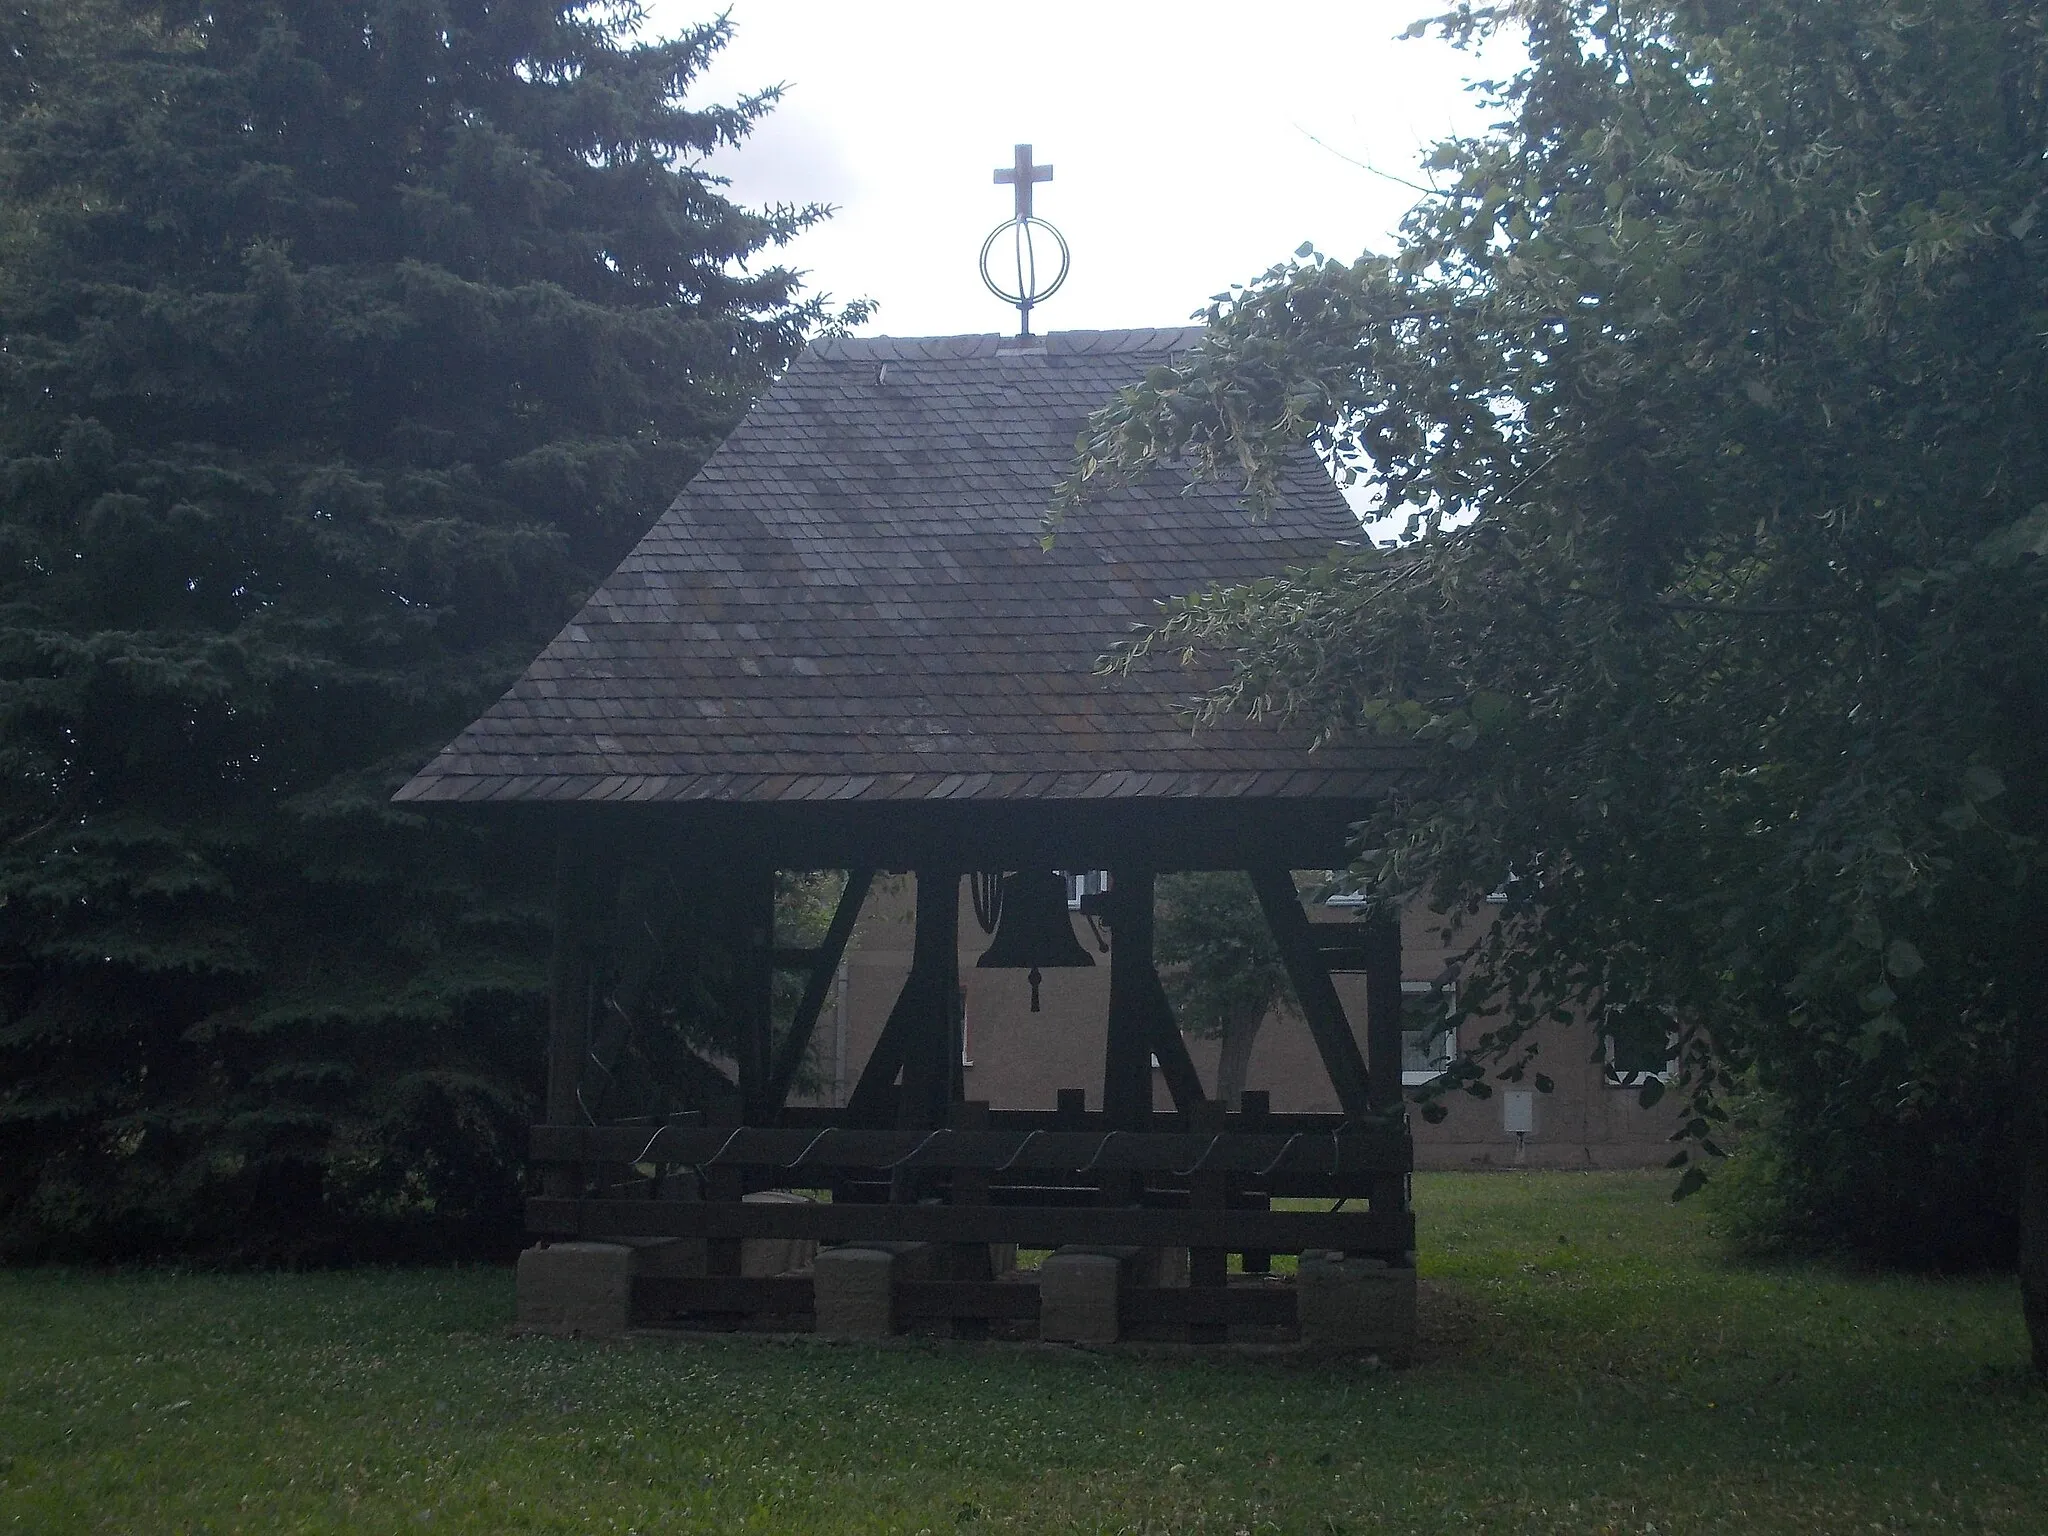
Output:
[{"xmin": 799, "ymin": 875, "xmax": 1679, "ymax": 1171}]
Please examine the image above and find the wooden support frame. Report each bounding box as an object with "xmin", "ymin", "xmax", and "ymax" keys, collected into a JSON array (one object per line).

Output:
[
  {"xmin": 1248, "ymin": 865, "xmax": 1373, "ymax": 1118},
  {"xmin": 763, "ymin": 868, "xmax": 874, "ymax": 1112}
]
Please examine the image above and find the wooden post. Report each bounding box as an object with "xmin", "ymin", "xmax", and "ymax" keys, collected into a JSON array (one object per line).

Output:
[
  {"xmin": 735, "ymin": 862, "xmax": 776, "ymax": 1125},
  {"xmin": 1361, "ymin": 913, "xmax": 1404, "ymax": 1116},
  {"xmin": 1102, "ymin": 867, "xmax": 1158, "ymax": 1132},
  {"xmin": 947, "ymin": 1099, "xmax": 994, "ymax": 1338},
  {"xmin": 1239, "ymin": 1090, "xmax": 1272, "ymax": 1274},
  {"xmin": 896, "ymin": 868, "xmax": 961, "ymax": 1133},
  {"xmin": 544, "ymin": 821, "xmax": 612, "ymax": 1198},
  {"xmin": 1360, "ymin": 911, "xmax": 1409, "ymax": 1226},
  {"xmin": 1248, "ymin": 865, "xmax": 1371, "ymax": 1118},
  {"xmin": 1187, "ymin": 1097, "xmax": 1229, "ymax": 1344},
  {"xmin": 703, "ymin": 1098, "xmax": 744, "ymax": 1277}
]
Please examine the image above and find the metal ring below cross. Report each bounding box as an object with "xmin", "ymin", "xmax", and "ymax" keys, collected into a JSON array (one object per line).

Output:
[{"xmin": 979, "ymin": 216, "xmax": 1070, "ymax": 337}]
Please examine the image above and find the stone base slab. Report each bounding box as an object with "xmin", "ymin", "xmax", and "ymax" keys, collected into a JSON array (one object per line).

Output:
[
  {"xmin": 516, "ymin": 1241, "xmax": 633, "ymax": 1336},
  {"xmin": 1297, "ymin": 1250, "xmax": 1416, "ymax": 1354},
  {"xmin": 813, "ymin": 1241, "xmax": 937, "ymax": 1338},
  {"xmin": 1038, "ymin": 1246, "xmax": 1142, "ymax": 1344}
]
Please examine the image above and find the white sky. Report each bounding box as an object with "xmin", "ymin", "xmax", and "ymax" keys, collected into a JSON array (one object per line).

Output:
[{"xmin": 659, "ymin": 1, "xmax": 1515, "ymax": 339}]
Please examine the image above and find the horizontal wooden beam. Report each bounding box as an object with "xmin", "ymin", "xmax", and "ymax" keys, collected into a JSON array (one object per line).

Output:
[
  {"xmin": 771, "ymin": 1107, "xmax": 1382, "ymax": 1135},
  {"xmin": 528, "ymin": 1198, "xmax": 1414, "ymax": 1255},
  {"xmin": 626, "ymin": 1277, "xmax": 1301, "ymax": 1330},
  {"xmin": 1122, "ymin": 1285, "xmax": 1298, "ymax": 1327},
  {"xmin": 547, "ymin": 798, "xmax": 1376, "ymax": 875},
  {"xmin": 895, "ymin": 1282, "xmax": 1042, "ymax": 1322},
  {"xmin": 532, "ymin": 1124, "xmax": 1410, "ymax": 1177},
  {"xmin": 634, "ymin": 1275, "xmax": 814, "ymax": 1318}
]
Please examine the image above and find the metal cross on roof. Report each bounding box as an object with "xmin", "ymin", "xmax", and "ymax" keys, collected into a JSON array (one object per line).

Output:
[
  {"xmin": 993, "ymin": 143, "xmax": 1052, "ymax": 219},
  {"xmin": 981, "ymin": 143, "xmax": 1069, "ymax": 337}
]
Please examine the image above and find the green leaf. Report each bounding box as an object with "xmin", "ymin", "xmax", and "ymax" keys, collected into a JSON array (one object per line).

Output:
[
  {"xmin": 1971, "ymin": 505, "xmax": 2048, "ymax": 566},
  {"xmin": 1963, "ymin": 765, "xmax": 2006, "ymax": 801},
  {"xmin": 1469, "ymin": 690, "xmax": 1516, "ymax": 728},
  {"xmin": 1883, "ymin": 939, "xmax": 1923, "ymax": 979}
]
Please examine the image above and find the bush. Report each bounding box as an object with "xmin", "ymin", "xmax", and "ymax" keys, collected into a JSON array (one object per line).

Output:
[{"xmin": 1711, "ymin": 1066, "xmax": 2020, "ymax": 1273}]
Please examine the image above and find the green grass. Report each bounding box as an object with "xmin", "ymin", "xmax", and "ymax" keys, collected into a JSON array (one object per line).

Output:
[{"xmin": 2, "ymin": 1171, "xmax": 2041, "ymax": 1534}]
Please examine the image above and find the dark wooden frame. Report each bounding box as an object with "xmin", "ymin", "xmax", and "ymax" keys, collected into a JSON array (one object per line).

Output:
[{"xmin": 534, "ymin": 801, "xmax": 1411, "ymax": 1338}]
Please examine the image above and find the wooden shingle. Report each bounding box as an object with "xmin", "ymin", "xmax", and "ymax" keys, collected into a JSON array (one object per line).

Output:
[{"xmin": 395, "ymin": 329, "xmax": 1402, "ymax": 806}]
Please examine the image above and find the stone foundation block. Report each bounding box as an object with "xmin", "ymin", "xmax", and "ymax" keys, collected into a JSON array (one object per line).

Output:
[
  {"xmin": 1297, "ymin": 1250, "xmax": 1417, "ymax": 1354},
  {"xmin": 516, "ymin": 1241, "xmax": 633, "ymax": 1336},
  {"xmin": 1039, "ymin": 1246, "xmax": 1141, "ymax": 1344},
  {"xmin": 813, "ymin": 1241, "xmax": 936, "ymax": 1339}
]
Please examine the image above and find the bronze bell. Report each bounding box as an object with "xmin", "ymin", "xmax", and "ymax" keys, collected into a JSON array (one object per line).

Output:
[{"xmin": 975, "ymin": 869, "xmax": 1095, "ymax": 1011}]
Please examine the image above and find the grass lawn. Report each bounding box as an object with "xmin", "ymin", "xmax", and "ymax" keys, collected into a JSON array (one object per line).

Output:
[{"xmin": 2, "ymin": 1171, "xmax": 2041, "ymax": 1534}]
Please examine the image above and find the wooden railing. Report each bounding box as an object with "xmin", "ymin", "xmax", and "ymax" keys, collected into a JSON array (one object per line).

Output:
[{"xmin": 527, "ymin": 1112, "xmax": 1414, "ymax": 1259}]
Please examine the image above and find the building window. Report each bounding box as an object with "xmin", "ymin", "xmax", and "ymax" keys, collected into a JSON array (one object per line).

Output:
[
  {"xmin": 1603, "ymin": 1009, "xmax": 1676, "ymax": 1087},
  {"xmin": 1401, "ymin": 981, "xmax": 1457, "ymax": 1085},
  {"xmin": 1064, "ymin": 870, "xmax": 1109, "ymax": 909}
]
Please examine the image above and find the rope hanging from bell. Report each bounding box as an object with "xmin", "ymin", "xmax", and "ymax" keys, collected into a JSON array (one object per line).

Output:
[{"xmin": 970, "ymin": 870, "xmax": 1005, "ymax": 935}]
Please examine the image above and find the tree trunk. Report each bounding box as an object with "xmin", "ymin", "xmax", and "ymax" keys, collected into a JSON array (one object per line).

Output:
[
  {"xmin": 2023, "ymin": 1127, "xmax": 2048, "ymax": 1374},
  {"xmin": 2022, "ymin": 1002, "xmax": 2048, "ymax": 1373},
  {"xmin": 1215, "ymin": 1007, "xmax": 1267, "ymax": 1108}
]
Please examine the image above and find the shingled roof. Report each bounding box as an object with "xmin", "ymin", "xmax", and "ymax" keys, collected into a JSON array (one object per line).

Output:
[{"xmin": 395, "ymin": 328, "xmax": 1403, "ymax": 807}]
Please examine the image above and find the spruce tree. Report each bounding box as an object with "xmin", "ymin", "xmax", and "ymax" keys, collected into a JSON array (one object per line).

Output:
[{"xmin": 0, "ymin": 0, "xmax": 845, "ymax": 1258}]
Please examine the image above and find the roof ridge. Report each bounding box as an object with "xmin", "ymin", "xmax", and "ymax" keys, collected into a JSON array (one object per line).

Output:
[{"xmin": 809, "ymin": 326, "xmax": 1204, "ymax": 362}]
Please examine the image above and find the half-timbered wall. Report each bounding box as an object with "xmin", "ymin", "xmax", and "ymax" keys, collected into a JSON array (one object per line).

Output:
[{"xmin": 796, "ymin": 876, "xmax": 1683, "ymax": 1170}]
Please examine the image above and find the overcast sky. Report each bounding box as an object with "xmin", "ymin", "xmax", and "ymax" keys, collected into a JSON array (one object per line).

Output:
[{"xmin": 660, "ymin": 1, "xmax": 1516, "ymax": 340}]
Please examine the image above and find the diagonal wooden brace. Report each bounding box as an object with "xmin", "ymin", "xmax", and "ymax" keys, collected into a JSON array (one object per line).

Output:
[
  {"xmin": 764, "ymin": 868, "xmax": 874, "ymax": 1111},
  {"xmin": 1248, "ymin": 864, "xmax": 1372, "ymax": 1117}
]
